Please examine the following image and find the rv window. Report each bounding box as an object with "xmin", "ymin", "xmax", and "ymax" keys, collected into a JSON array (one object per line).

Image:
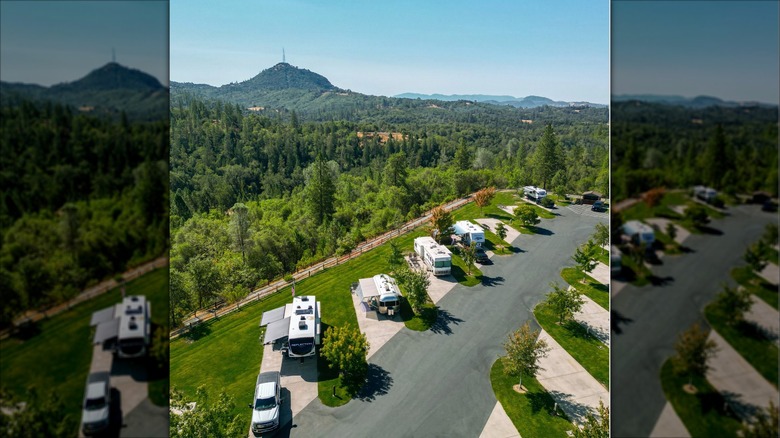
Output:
[{"xmin": 289, "ymin": 338, "xmax": 314, "ymax": 355}]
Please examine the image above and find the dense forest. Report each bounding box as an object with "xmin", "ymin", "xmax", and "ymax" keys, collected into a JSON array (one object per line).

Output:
[
  {"xmin": 0, "ymin": 100, "xmax": 169, "ymax": 327},
  {"xmin": 169, "ymin": 95, "xmax": 608, "ymax": 325},
  {"xmin": 611, "ymin": 100, "xmax": 778, "ymax": 201}
]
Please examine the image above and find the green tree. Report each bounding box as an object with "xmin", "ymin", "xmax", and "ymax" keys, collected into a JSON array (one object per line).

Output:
[
  {"xmin": 665, "ymin": 222, "xmax": 677, "ymax": 243},
  {"xmin": 320, "ymin": 325, "xmax": 370, "ymax": 394},
  {"xmin": 430, "ymin": 205, "xmax": 454, "ymax": 244},
  {"xmin": 514, "ymin": 204, "xmax": 540, "ymax": 228},
  {"xmin": 671, "ymin": 322, "xmax": 718, "ymax": 386},
  {"xmin": 714, "ymin": 284, "xmax": 753, "ymax": 326},
  {"xmin": 501, "ymin": 322, "xmax": 549, "ymax": 390},
  {"xmin": 187, "ymin": 256, "xmax": 223, "ymax": 309},
  {"xmin": 397, "ymin": 267, "xmax": 431, "ymax": 313},
  {"xmin": 387, "ymin": 240, "xmax": 404, "ymax": 274},
  {"xmin": 383, "ymin": 152, "xmax": 408, "ymax": 188},
  {"xmin": 0, "ymin": 386, "xmax": 71, "ymax": 438},
  {"xmin": 59, "ymin": 203, "xmax": 79, "ymax": 262},
  {"xmin": 305, "ymin": 155, "xmax": 337, "ymax": 224},
  {"xmin": 572, "ymin": 400, "xmax": 609, "ymax": 438},
  {"xmin": 762, "ymin": 223, "xmax": 778, "ymax": 247},
  {"xmin": 683, "ymin": 204, "xmax": 710, "ymax": 228},
  {"xmin": 229, "ymin": 202, "xmax": 250, "ymax": 263},
  {"xmin": 530, "ymin": 124, "xmax": 563, "ymax": 189},
  {"xmin": 461, "ymin": 242, "xmax": 477, "ymax": 276},
  {"xmin": 739, "ymin": 401, "xmax": 779, "ymax": 438},
  {"xmin": 593, "ymin": 222, "xmax": 609, "ymax": 249},
  {"xmin": 454, "ymin": 142, "xmax": 473, "ymax": 171},
  {"xmin": 169, "ymin": 386, "xmax": 244, "ymax": 438},
  {"xmin": 572, "ymin": 240, "xmax": 598, "ymax": 273},
  {"xmin": 545, "ymin": 282, "xmax": 584, "ymax": 324},
  {"xmin": 495, "ymin": 222, "xmax": 508, "ymax": 249},
  {"xmin": 744, "ymin": 241, "xmax": 769, "ymax": 273}
]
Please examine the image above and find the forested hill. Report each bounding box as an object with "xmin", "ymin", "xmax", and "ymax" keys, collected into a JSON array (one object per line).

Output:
[
  {"xmin": 171, "ymin": 62, "xmax": 608, "ymax": 124},
  {"xmin": 611, "ymin": 100, "xmax": 778, "ymax": 200},
  {"xmin": 0, "ymin": 62, "xmax": 168, "ymax": 121}
]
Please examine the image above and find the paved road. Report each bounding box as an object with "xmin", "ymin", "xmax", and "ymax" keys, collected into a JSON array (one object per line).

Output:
[
  {"xmin": 289, "ymin": 208, "xmax": 605, "ymax": 437},
  {"xmin": 611, "ymin": 205, "xmax": 775, "ymax": 437}
]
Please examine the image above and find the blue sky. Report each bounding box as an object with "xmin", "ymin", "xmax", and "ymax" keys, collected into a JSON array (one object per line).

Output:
[
  {"xmin": 612, "ymin": 1, "xmax": 779, "ymax": 104},
  {"xmin": 0, "ymin": 1, "xmax": 169, "ymax": 86},
  {"xmin": 171, "ymin": 0, "xmax": 610, "ymax": 103}
]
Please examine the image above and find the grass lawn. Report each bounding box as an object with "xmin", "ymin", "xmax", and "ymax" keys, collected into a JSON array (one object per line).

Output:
[
  {"xmin": 490, "ymin": 358, "xmax": 575, "ymax": 437},
  {"xmin": 705, "ymin": 302, "xmax": 778, "ymax": 386},
  {"xmin": 732, "ymin": 266, "xmax": 779, "ymax": 310},
  {"xmin": 619, "ymin": 251, "xmax": 651, "ymax": 287},
  {"xmin": 560, "ymin": 268, "xmax": 609, "ymax": 310},
  {"xmin": 660, "ymin": 359, "xmax": 743, "ymax": 437},
  {"xmin": 533, "ymin": 303, "xmax": 609, "ymax": 387},
  {"xmin": 767, "ymin": 248, "xmax": 779, "ymax": 266},
  {"xmin": 0, "ymin": 268, "xmax": 169, "ymax": 433},
  {"xmin": 448, "ymin": 245, "xmax": 484, "ymax": 286},
  {"xmin": 595, "ymin": 247, "xmax": 609, "ymax": 266},
  {"xmin": 451, "ymin": 191, "xmax": 554, "ymax": 235},
  {"xmin": 171, "ymin": 226, "xmax": 459, "ymax": 419}
]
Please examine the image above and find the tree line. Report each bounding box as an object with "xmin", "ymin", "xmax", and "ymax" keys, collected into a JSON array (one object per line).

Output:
[
  {"xmin": 0, "ymin": 99, "xmax": 168, "ymax": 327},
  {"xmin": 169, "ymin": 97, "xmax": 608, "ymax": 326}
]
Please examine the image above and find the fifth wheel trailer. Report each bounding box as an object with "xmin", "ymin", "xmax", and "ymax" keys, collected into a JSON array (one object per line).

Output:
[{"xmin": 414, "ymin": 236, "xmax": 452, "ymax": 276}]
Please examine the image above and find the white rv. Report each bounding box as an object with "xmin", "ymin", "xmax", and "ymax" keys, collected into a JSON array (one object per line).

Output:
[
  {"xmin": 523, "ymin": 186, "xmax": 547, "ymax": 203},
  {"xmin": 693, "ymin": 185, "xmax": 717, "ymax": 203},
  {"xmin": 453, "ymin": 220, "xmax": 486, "ymax": 248},
  {"xmin": 259, "ymin": 295, "xmax": 321, "ymax": 358},
  {"xmin": 354, "ymin": 274, "xmax": 402, "ymax": 317},
  {"xmin": 414, "ymin": 236, "xmax": 452, "ymax": 276},
  {"xmin": 116, "ymin": 295, "xmax": 151, "ymax": 358},
  {"xmin": 622, "ymin": 220, "xmax": 655, "ymax": 248}
]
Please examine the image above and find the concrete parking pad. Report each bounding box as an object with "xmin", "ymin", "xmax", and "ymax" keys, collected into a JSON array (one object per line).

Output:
[
  {"xmin": 588, "ymin": 262, "xmax": 609, "ymax": 286},
  {"xmin": 475, "ymin": 218, "xmax": 522, "ymax": 245},
  {"xmin": 648, "ymin": 402, "xmax": 690, "ymax": 438},
  {"xmin": 350, "ymin": 292, "xmax": 405, "ymax": 359},
  {"xmin": 566, "ymin": 204, "xmax": 607, "ymax": 218},
  {"xmin": 258, "ymin": 343, "xmax": 319, "ymax": 419},
  {"xmin": 645, "ymin": 218, "xmax": 690, "ymax": 245},
  {"xmin": 426, "ymin": 272, "xmax": 459, "ymax": 304},
  {"xmin": 479, "ymin": 401, "xmax": 521, "ymax": 438},
  {"xmin": 706, "ymin": 330, "xmax": 779, "ymax": 420},
  {"xmin": 757, "ymin": 262, "xmax": 779, "ymax": 286},
  {"xmin": 535, "ymin": 330, "xmax": 609, "ymax": 425},
  {"xmin": 573, "ymin": 293, "xmax": 609, "ymax": 346},
  {"xmin": 745, "ymin": 295, "xmax": 779, "ymax": 345},
  {"xmin": 499, "ymin": 205, "xmax": 517, "ymax": 216}
]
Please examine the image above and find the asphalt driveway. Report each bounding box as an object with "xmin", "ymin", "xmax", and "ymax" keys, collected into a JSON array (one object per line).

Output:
[{"xmin": 289, "ymin": 208, "xmax": 605, "ymax": 437}]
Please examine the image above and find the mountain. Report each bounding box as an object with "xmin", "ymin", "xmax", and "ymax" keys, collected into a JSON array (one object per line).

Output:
[
  {"xmin": 612, "ymin": 94, "xmax": 775, "ymax": 108},
  {"xmin": 172, "ymin": 62, "xmax": 610, "ymax": 125},
  {"xmin": 0, "ymin": 62, "xmax": 168, "ymax": 121},
  {"xmin": 394, "ymin": 93, "xmax": 607, "ymax": 108}
]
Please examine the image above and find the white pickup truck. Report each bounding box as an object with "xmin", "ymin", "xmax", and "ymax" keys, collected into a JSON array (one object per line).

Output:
[{"xmin": 249, "ymin": 371, "xmax": 282, "ymax": 436}]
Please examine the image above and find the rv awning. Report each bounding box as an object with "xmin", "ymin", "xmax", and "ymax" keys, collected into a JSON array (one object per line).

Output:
[
  {"xmin": 93, "ymin": 318, "xmax": 120, "ymax": 344},
  {"xmin": 260, "ymin": 306, "xmax": 286, "ymax": 327},
  {"xmin": 356, "ymin": 278, "xmax": 380, "ymax": 301},
  {"xmin": 262, "ymin": 317, "xmax": 290, "ymax": 344},
  {"xmin": 90, "ymin": 306, "xmax": 116, "ymax": 326}
]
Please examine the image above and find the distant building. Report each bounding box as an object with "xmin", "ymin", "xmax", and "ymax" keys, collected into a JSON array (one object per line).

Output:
[{"xmin": 581, "ymin": 191, "xmax": 602, "ymax": 205}]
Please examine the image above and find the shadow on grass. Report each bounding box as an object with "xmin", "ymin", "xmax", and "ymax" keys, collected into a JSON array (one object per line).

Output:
[
  {"xmin": 10, "ymin": 320, "xmax": 40, "ymax": 340},
  {"xmin": 356, "ymin": 364, "xmax": 393, "ymax": 402},
  {"xmin": 481, "ymin": 275, "xmax": 505, "ymax": 287},
  {"xmin": 649, "ymin": 275, "xmax": 675, "ymax": 287},
  {"xmin": 183, "ymin": 323, "xmax": 212, "ymax": 342},
  {"xmin": 546, "ymin": 390, "xmax": 594, "ymax": 424},
  {"xmin": 563, "ymin": 320, "xmax": 600, "ymax": 342},
  {"xmin": 429, "ymin": 308, "xmax": 464, "ymax": 335},
  {"xmin": 525, "ymin": 390, "xmax": 560, "ymax": 415},
  {"xmin": 719, "ymin": 390, "xmax": 762, "ymax": 420},
  {"xmin": 611, "ymin": 309, "xmax": 634, "ymax": 335},
  {"xmin": 737, "ymin": 320, "xmax": 778, "ymax": 343}
]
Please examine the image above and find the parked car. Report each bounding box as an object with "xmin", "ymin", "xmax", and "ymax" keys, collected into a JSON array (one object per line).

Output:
[
  {"xmin": 250, "ymin": 371, "xmax": 282, "ymax": 436},
  {"xmin": 475, "ymin": 247, "xmax": 489, "ymax": 263},
  {"xmin": 591, "ymin": 200, "xmax": 605, "ymax": 212},
  {"xmin": 81, "ymin": 372, "xmax": 111, "ymax": 436}
]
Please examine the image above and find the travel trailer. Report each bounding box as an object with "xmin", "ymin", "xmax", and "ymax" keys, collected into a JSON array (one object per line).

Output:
[
  {"xmin": 453, "ymin": 220, "xmax": 486, "ymax": 247},
  {"xmin": 90, "ymin": 294, "xmax": 151, "ymax": 359},
  {"xmin": 414, "ymin": 236, "xmax": 452, "ymax": 276},
  {"xmin": 622, "ymin": 220, "xmax": 655, "ymax": 248},
  {"xmin": 523, "ymin": 186, "xmax": 547, "ymax": 203},
  {"xmin": 354, "ymin": 274, "xmax": 402, "ymax": 317}
]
